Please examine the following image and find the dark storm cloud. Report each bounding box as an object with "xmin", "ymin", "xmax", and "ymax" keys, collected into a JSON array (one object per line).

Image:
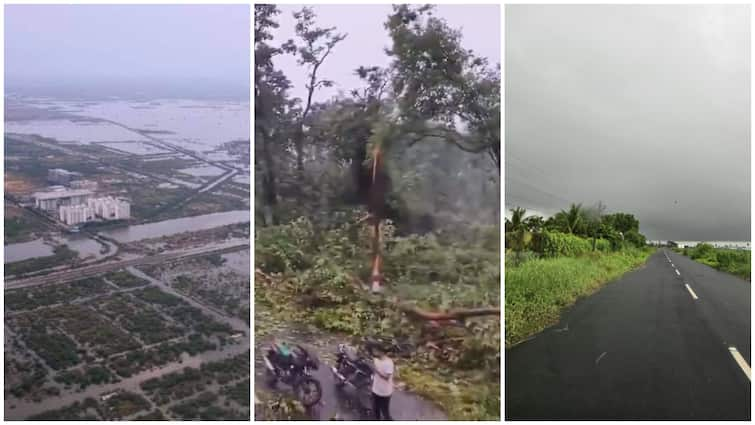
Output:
[
  {"xmin": 505, "ymin": 5, "xmax": 750, "ymax": 241},
  {"xmin": 5, "ymin": 4, "xmax": 250, "ymax": 99}
]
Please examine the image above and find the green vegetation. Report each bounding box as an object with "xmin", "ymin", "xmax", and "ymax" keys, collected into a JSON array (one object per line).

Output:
[
  {"xmin": 100, "ymin": 391, "xmax": 151, "ymax": 420},
  {"xmin": 132, "ymin": 287, "xmax": 234, "ymax": 337},
  {"xmin": 256, "ymin": 4, "xmax": 499, "ymax": 420},
  {"xmin": 170, "ymin": 391, "xmax": 249, "ymax": 420},
  {"xmin": 141, "ymin": 352, "xmax": 249, "ymax": 406},
  {"xmin": 54, "ymin": 365, "xmax": 114, "ymax": 389},
  {"xmin": 22, "ymin": 323, "xmax": 81, "ymax": 370},
  {"xmin": 4, "ymin": 207, "xmax": 50, "ymax": 243},
  {"xmin": 680, "ymin": 243, "xmax": 751, "ymax": 280},
  {"xmin": 505, "ymin": 204, "xmax": 653, "ymax": 347},
  {"xmin": 256, "ymin": 215, "xmax": 499, "ymax": 420},
  {"xmin": 6, "ymin": 358, "xmax": 49, "ymax": 398},
  {"xmin": 40, "ymin": 305, "xmax": 140, "ymax": 357},
  {"xmin": 506, "ymin": 248, "xmax": 652, "ymax": 346},
  {"xmin": 107, "ymin": 334, "xmax": 216, "ymax": 378},
  {"xmin": 104, "ymin": 269, "xmax": 150, "ymax": 288},
  {"xmin": 6, "ymin": 277, "xmax": 110, "ymax": 312},
  {"xmin": 222, "ymin": 378, "xmax": 250, "ymax": 407},
  {"xmin": 25, "ymin": 392, "xmax": 150, "ymax": 420},
  {"xmin": 27, "ymin": 397, "xmax": 100, "ymax": 420},
  {"xmin": 5, "ymin": 244, "xmax": 78, "ymax": 277}
]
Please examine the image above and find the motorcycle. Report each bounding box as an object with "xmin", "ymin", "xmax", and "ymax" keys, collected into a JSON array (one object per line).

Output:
[
  {"xmin": 331, "ymin": 343, "xmax": 375, "ymax": 413},
  {"xmin": 263, "ymin": 343, "xmax": 323, "ymax": 407}
]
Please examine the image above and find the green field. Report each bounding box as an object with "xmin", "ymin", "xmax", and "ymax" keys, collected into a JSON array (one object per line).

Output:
[{"xmin": 505, "ymin": 248, "xmax": 653, "ymax": 347}]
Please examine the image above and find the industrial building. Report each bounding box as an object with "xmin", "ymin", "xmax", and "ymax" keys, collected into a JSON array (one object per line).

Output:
[
  {"xmin": 59, "ymin": 204, "xmax": 95, "ymax": 225},
  {"xmin": 33, "ymin": 188, "xmax": 94, "ymax": 212},
  {"xmin": 48, "ymin": 168, "xmax": 82, "ymax": 185},
  {"xmin": 70, "ymin": 180, "xmax": 98, "ymax": 190},
  {"xmin": 32, "ymin": 188, "xmax": 130, "ymax": 225},
  {"xmin": 88, "ymin": 197, "xmax": 131, "ymax": 220}
]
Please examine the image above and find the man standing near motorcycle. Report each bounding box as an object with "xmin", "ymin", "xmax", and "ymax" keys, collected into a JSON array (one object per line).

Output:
[{"xmin": 371, "ymin": 346, "xmax": 395, "ymax": 420}]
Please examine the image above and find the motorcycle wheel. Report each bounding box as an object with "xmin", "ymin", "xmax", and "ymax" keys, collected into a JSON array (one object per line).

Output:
[
  {"xmin": 296, "ymin": 377, "xmax": 323, "ymax": 407},
  {"xmin": 264, "ymin": 365, "xmax": 278, "ymax": 387}
]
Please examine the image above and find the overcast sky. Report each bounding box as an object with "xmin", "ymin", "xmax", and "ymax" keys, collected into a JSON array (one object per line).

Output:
[
  {"xmin": 5, "ymin": 5, "xmax": 250, "ymax": 99},
  {"xmin": 506, "ymin": 5, "xmax": 750, "ymax": 241},
  {"xmin": 270, "ymin": 4, "xmax": 500, "ymax": 103}
]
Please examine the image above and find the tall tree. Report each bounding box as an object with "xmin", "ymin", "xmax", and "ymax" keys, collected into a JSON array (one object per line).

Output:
[
  {"xmin": 255, "ymin": 5, "xmax": 295, "ymax": 225},
  {"xmin": 289, "ymin": 7, "xmax": 346, "ymax": 176},
  {"xmin": 385, "ymin": 4, "xmax": 500, "ymax": 169}
]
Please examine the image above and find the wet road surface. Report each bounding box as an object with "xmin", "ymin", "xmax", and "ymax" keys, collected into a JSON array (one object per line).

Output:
[{"xmin": 506, "ymin": 249, "xmax": 750, "ymax": 420}]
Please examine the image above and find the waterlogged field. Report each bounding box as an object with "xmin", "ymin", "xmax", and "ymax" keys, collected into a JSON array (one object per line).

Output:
[
  {"xmin": 6, "ymin": 98, "xmax": 249, "ymax": 153},
  {"xmin": 10, "ymin": 98, "xmax": 249, "ymax": 150},
  {"xmin": 5, "ymin": 119, "xmax": 148, "ymax": 144},
  {"xmin": 505, "ymin": 248, "xmax": 654, "ymax": 347}
]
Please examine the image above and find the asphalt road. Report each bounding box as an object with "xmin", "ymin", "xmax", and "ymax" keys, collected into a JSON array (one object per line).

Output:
[{"xmin": 506, "ymin": 249, "xmax": 750, "ymax": 420}]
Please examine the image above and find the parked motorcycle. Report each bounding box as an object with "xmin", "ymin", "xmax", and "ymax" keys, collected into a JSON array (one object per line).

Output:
[
  {"xmin": 331, "ymin": 343, "xmax": 375, "ymax": 413},
  {"xmin": 263, "ymin": 342, "xmax": 322, "ymax": 407}
]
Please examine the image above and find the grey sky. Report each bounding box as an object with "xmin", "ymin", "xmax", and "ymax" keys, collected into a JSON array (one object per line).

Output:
[
  {"xmin": 506, "ymin": 5, "xmax": 750, "ymax": 241},
  {"xmin": 270, "ymin": 4, "xmax": 500, "ymax": 103},
  {"xmin": 5, "ymin": 4, "xmax": 250, "ymax": 99}
]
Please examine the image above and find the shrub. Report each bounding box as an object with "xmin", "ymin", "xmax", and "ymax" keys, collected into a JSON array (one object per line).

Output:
[{"xmin": 531, "ymin": 231, "xmax": 592, "ymax": 257}]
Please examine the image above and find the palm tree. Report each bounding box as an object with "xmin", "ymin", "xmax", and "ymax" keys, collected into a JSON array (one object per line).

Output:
[
  {"xmin": 507, "ymin": 207, "xmax": 533, "ymax": 255},
  {"xmin": 560, "ymin": 203, "xmax": 584, "ymax": 235}
]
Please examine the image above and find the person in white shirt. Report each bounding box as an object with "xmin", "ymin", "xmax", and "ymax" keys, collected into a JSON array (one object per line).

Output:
[{"xmin": 371, "ymin": 346, "xmax": 395, "ymax": 420}]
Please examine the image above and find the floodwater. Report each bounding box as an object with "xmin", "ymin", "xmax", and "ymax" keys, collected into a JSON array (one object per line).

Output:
[
  {"xmin": 6, "ymin": 98, "xmax": 249, "ymax": 150},
  {"xmin": 5, "ymin": 119, "xmax": 148, "ymax": 143},
  {"xmin": 12, "ymin": 98, "xmax": 249, "ymax": 149},
  {"xmin": 179, "ymin": 165, "xmax": 226, "ymax": 177},
  {"xmin": 4, "ymin": 239, "xmax": 54, "ymax": 263},
  {"xmin": 101, "ymin": 210, "xmax": 250, "ymax": 243},
  {"xmin": 98, "ymin": 141, "xmax": 170, "ymax": 155},
  {"xmin": 5, "ymin": 267, "xmax": 249, "ymax": 420},
  {"xmin": 233, "ymin": 174, "xmax": 251, "ymax": 185},
  {"xmin": 58, "ymin": 235, "xmax": 107, "ymax": 260},
  {"xmin": 5, "ymin": 235, "xmax": 110, "ymax": 264}
]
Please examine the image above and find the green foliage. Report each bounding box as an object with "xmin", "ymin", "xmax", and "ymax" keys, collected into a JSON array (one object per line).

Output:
[
  {"xmin": 531, "ymin": 231, "xmax": 593, "ymax": 257},
  {"xmin": 684, "ymin": 244, "xmax": 750, "ymax": 279},
  {"xmin": 104, "ymin": 269, "xmax": 149, "ymax": 288},
  {"xmin": 255, "ymin": 213, "xmax": 500, "ymax": 420},
  {"xmin": 505, "ymin": 248, "xmax": 654, "ymax": 346}
]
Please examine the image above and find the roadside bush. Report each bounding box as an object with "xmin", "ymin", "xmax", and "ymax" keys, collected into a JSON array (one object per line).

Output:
[
  {"xmin": 683, "ymin": 244, "xmax": 750, "ymax": 280},
  {"xmin": 531, "ymin": 231, "xmax": 592, "ymax": 257}
]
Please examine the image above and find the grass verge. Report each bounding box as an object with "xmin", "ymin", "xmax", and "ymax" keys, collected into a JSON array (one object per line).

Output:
[
  {"xmin": 678, "ymin": 244, "xmax": 751, "ymax": 280},
  {"xmin": 505, "ymin": 248, "xmax": 654, "ymax": 347}
]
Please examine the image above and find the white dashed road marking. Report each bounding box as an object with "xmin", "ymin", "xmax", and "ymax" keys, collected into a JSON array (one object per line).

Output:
[
  {"xmin": 675, "ymin": 269, "xmax": 680, "ymax": 276},
  {"xmin": 729, "ymin": 347, "xmax": 751, "ymax": 381},
  {"xmin": 684, "ymin": 284, "xmax": 699, "ymax": 300}
]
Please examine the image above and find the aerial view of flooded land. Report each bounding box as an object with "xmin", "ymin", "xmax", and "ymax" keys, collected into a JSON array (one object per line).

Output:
[
  {"xmin": 4, "ymin": 5, "xmax": 251, "ymax": 420},
  {"xmin": 4, "ymin": 96, "xmax": 251, "ymax": 420}
]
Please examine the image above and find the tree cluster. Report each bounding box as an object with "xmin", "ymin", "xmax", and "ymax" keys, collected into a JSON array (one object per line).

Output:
[
  {"xmin": 505, "ymin": 203, "xmax": 647, "ymax": 254},
  {"xmin": 254, "ymin": 5, "xmax": 500, "ymax": 229}
]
